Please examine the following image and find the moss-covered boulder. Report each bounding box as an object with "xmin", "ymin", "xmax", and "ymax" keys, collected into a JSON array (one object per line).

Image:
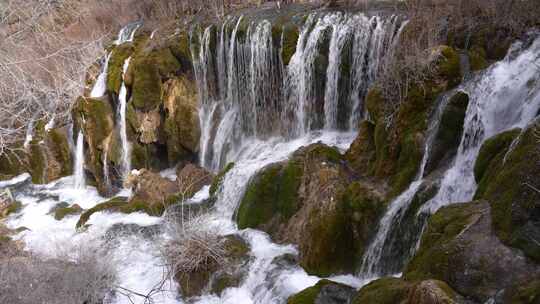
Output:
[
  {"xmin": 0, "ymin": 200, "xmax": 22, "ymax": 218},
  {"xmin": 425, "ymin": 91, "xmax": 469, "ymax": 174},
  {"xmin": 353, "ymin": 277, "xmax": 412, "ymax": 304},
  {"xmin": 352, "ymin": 278, "xmax": 461, "ymax": 304},
  {"xmin": 76, "ymin": 197, "xmax": 156, "ymax": 228},
  {"xmin": 24, "ymin": 124, "xmax": 73, "ymax": 184},
  {"xmin": 175, "ymin": 234, "xmax": 250, "ymax": 298},
  {"xmin": 51, "ymin": 203, "xmax": 83, "ymax": 221},
  {"xmin": 0, "ymin": 146, "xmax": 28, "ymax": 180},
  {"xmin": 405, "ymin": 201, "xmax": 540, "ymax": 302},
  {"xmin": 130, "ymin": 47, "xmax": 182, "ymax": 111},
  {"xmin": 106, "ymin": 43, "xmax": 134, "ymax": 95},
  {"xmin": 286, "ymin": 279, "xmax": 356, "ymax": 304},
  {"xmin": 163, "ymin": 77, "xmax": 200, "ymax": 165},
  {"xmin": 72, "ymin": 96, "xmax": 116, "ymax": 195},
  {"xmin": 236, "ymin": 143, "xmax": 384, "ymax": 276},
  {"xmin": 473, "ymin": 124, "xmax": 540, "ymax": 262}
]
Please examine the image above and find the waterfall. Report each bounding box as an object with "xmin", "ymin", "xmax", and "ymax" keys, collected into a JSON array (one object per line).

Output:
[
  {"xmin": 74, "ymin": 131, "xmax": 85, "ymax": 189},
  {"xmin": 193, "ymin": 13, "xmax": 403, "ymax": 171},
  {"xmin": 118, "ymin": 58, "xmax": 132, "ymax": 180},
  {"xmin": 358, "ymin": 92, "xmax": 453, "ymax": 277},
  {"xmin": 90, "ymin": 53, "xmax": 111, "ymax": 98},
  {"xmin": 419, "ymin": 36, "xmax": 540, "ymax": 214},
  {"xmin": 359, "ymin": 33, "xmax": 540, "ymax": 279}
]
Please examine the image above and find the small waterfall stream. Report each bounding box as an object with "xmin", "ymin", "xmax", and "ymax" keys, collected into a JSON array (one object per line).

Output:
[
  {"xmin": 118, "ymin": 57, "xmax": 133, "ymax": 180},
  {"xmin": 74, "ymin": 131, "xmax": 86, "ymax": 189}
]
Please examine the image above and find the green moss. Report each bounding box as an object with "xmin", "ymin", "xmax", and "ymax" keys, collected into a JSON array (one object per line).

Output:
[
  {"xmin": 468, "ymin": 46, "xmax": 489, "ymax": 71},
  {"xmin": 3, "ymin": 200, "xmax": 22, "ymax": 217},
  {"xmin": 0, "ymin": 146, "xmax": 28, "ymax": 179},
  {"xmin": 48, "ymin": 128, "xmax": 73, "ymax": 177},
  {"xmin": 352, "ymin": 277, "xmax": 412, "ymax": 304},
  {"xmin": 28, "ymin": 142, "xmax": 46, "ymax": 184},
  {"xmin": 340, "ymin": 182, "xmax": 385, "ymax": 257},
  {"xmin": 473, "ymin": 129, "xmax": 520, "ymax": 186},
  {"xmin": 169, "ymin": 31, "xmax": 192, "ymax": 69},
  {"xmin": 438, "ymin": 46, "xmax": 462, "ymax": 88},
  {"xmin": 282, "ymin": 25, "xmax": 300, "ymax": 66},
  {"xmin": 477, "ymin": 126, "xmax": 540, "ymax": 261},
  {"xmin": 54, "ymin": 204, "xmax": 83, "ymax": 221},
  {"xmin": 508, "ymin": 279, "xmax": 540, "ymax": 304},
  {"xmin": 237, "ymin": 162, "xmax": 301, "ymax": 230},
  {"xmin": 210, "ymin": 162, "xmax": 235, "ymax": 197},
  {"xmin": 76, "ymin": 197, "xmax": 128, "ymax": 228},
  {"xmin": 287, "ymin": 280, "xmax": 337, "ymax": 304},
  {"xmin": 131, "ymin": 47, "xmax": 181, "ymax": 111},
  {"xmin": 106, "ymin": 43, "xmax": 134, "ymax": 95},
  {"xmin": 405, "ymin": 202, "xmax": 481, "ymax": 280}
]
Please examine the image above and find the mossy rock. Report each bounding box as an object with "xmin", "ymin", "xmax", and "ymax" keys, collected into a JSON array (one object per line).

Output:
[
  {"xmin": 131, "ymin": 47, "xmax": 182, "ymax": 111},
  {"xmin": 27, "ymin": 142, "xmax": 47, "ymax": 184},
  {"xmin": 76, "ymin": 197, "xmax": 160, "ymax": 228},
  {"xmin": 474, "ymin": 125, "xmax": 540, "ymax": 262},
  {"xmin": 345, "ymin": 121, "xmax": 376, "ymax": 176},
  {"xmin": 281, "ymin": 24, "xmax": 300, "ymax": 66},
  {"xmin": 340, "ymin": 181, "xmax": 386, "ymax": 258},
  {"xmin": 0, "ymin": 146, "xmax": 28, "ymax": 180},
  {"xmin": 236, "ymin": 159, "xmax": 303, "ymax": 232},
  {"xmin": 53, "ymin": 204, "xmax": 83, "ymax": 221},
  {"xmin": 1, "ymin": 200, "xmax": 22, "ymax": 218},
  {"xmin": 473, "ymin": 128, "xmax": 521, "ymax": 188},
  {"xmin": 209, "ymin": 162, "xmax": 235, "ymax": 197},
  {"xmin": 404, "ymin": 202, "xmax": 483, "ymax": 281},
  {"xmin": 468, "ymin": 46, "xmax": 489, "ymax": 71},
  {"xmin": 287, "ymin": 279, "xmax": 355, "ymax": 304},
  {"xmin": 425, "ymin": 91, "xmax": 469, "ymax": 174},
  {"xmin": 106, "ymin": 43, "xmax": 134, "ymax": 95},
  {"xmin": 505, "ymin": 279, "xmax": 540, "ymax": 304},
  {"xmin": 46, "ymin": 128, "xmax": 73, "ymax": 177},
  {"xmin": 168, "ymin": 31, "xmax": 192, "ymax": 71},
  {"xmin": 353, "ymin": 277, "xmax": 412, "ymax": 304},
  {"xmin": 437, "ymin": 46, "xmax": 462, "ymax": 88}
]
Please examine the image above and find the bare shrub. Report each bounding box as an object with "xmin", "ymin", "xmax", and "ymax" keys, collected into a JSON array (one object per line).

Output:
[
  {"xmin": 0, "ymin": 242, "xmax": 117, "ymax": 304},
  {"xmin": 162, "ymin": 211, "xmax": 227, "ymax": 277}
]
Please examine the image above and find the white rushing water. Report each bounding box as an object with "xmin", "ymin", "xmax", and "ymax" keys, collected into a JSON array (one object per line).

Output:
[
  {"xmin": 74, "ymin": 131, "xmax": 86, "ymax": 189},
  {"xmin": 118, "ymin": 57, "xmax": 132, "ymax": 180},
  {"xmin": 193, "ymin": 12, "xmax": 403, "ymax": 172}
]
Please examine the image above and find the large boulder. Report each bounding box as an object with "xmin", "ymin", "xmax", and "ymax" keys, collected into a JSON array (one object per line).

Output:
[
  {"xmin": 473, "ymin": 124, "xmax": 540, "ymax": 262},
  {"xmin": 237, "ymin": 143, "xmax": 386, "ymax": 276},
  {"xmin": 163, "ymin": 77, "xmax": 200, "ymax": 165},
  {"xmin": 352, "ymin": 277, "xmax": 461, "ymax": 304},
  {"xmin": 287, "ymin": 279, "xmax": 356, "ymax": 304},
  {"xmin": 405, "ymin": 201, "xmax": 540, "ymax": 303}
]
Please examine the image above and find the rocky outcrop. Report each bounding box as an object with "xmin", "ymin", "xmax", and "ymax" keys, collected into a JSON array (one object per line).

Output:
[
  {"xmin": 287, "ymin": 279, "xmax": 356, "ymax": 304},
  {"xmin": 472, "ymin": 123, "xmax": 540, "ymax": 263},
  {"xmin": 0, "ymin": 121, "xmax": 72, "ymax": 184},
  {"xmin": 237, "ymin": 143, "xmax": 386, "ymax": 276},
  {"xmin": 353, "ymin": 278, "xmax": 461, "ymax": 304},
  {"xmin": 405, "ymin": 201, "xmax": 540, "ymax": 303},
  {"xmin": 347, "ymin": 46, "xmax": 462, "ymax": 198}
]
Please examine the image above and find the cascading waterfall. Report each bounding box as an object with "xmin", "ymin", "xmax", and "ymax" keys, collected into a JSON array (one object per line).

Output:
[
  {"xmin": 359, "ymin": 33, "xmax": 540, "ymax": 279},
  {"xmin": 90, "ymin": 53, "xmax": 111, "ymax": 98},
  {"xmin": 193, "ymin": 12, "xmax": 403, "ymax": 171},
  {"xmin": 419, "ymin": 36, "xmax": 540, "ymax": 214},
  {"xmin": 74, "ymin": 131, "xmax": 85, "ymax": 189},
  {"xmin": 358, "ymin": 92, "xmax": 454, "ymax": 277},
  {"xmin": 118, "ymin": 57, "xmax": 132, "ymax": 180}
]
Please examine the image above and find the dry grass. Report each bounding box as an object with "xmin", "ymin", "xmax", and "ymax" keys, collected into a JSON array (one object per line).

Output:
[
  {"xmin": 162, "ymin": 211, "xmax": 227, "ymax": 277},
  {"xmin": 0, "ymin": 242, "xmax": 117, "ymax": 304}
]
